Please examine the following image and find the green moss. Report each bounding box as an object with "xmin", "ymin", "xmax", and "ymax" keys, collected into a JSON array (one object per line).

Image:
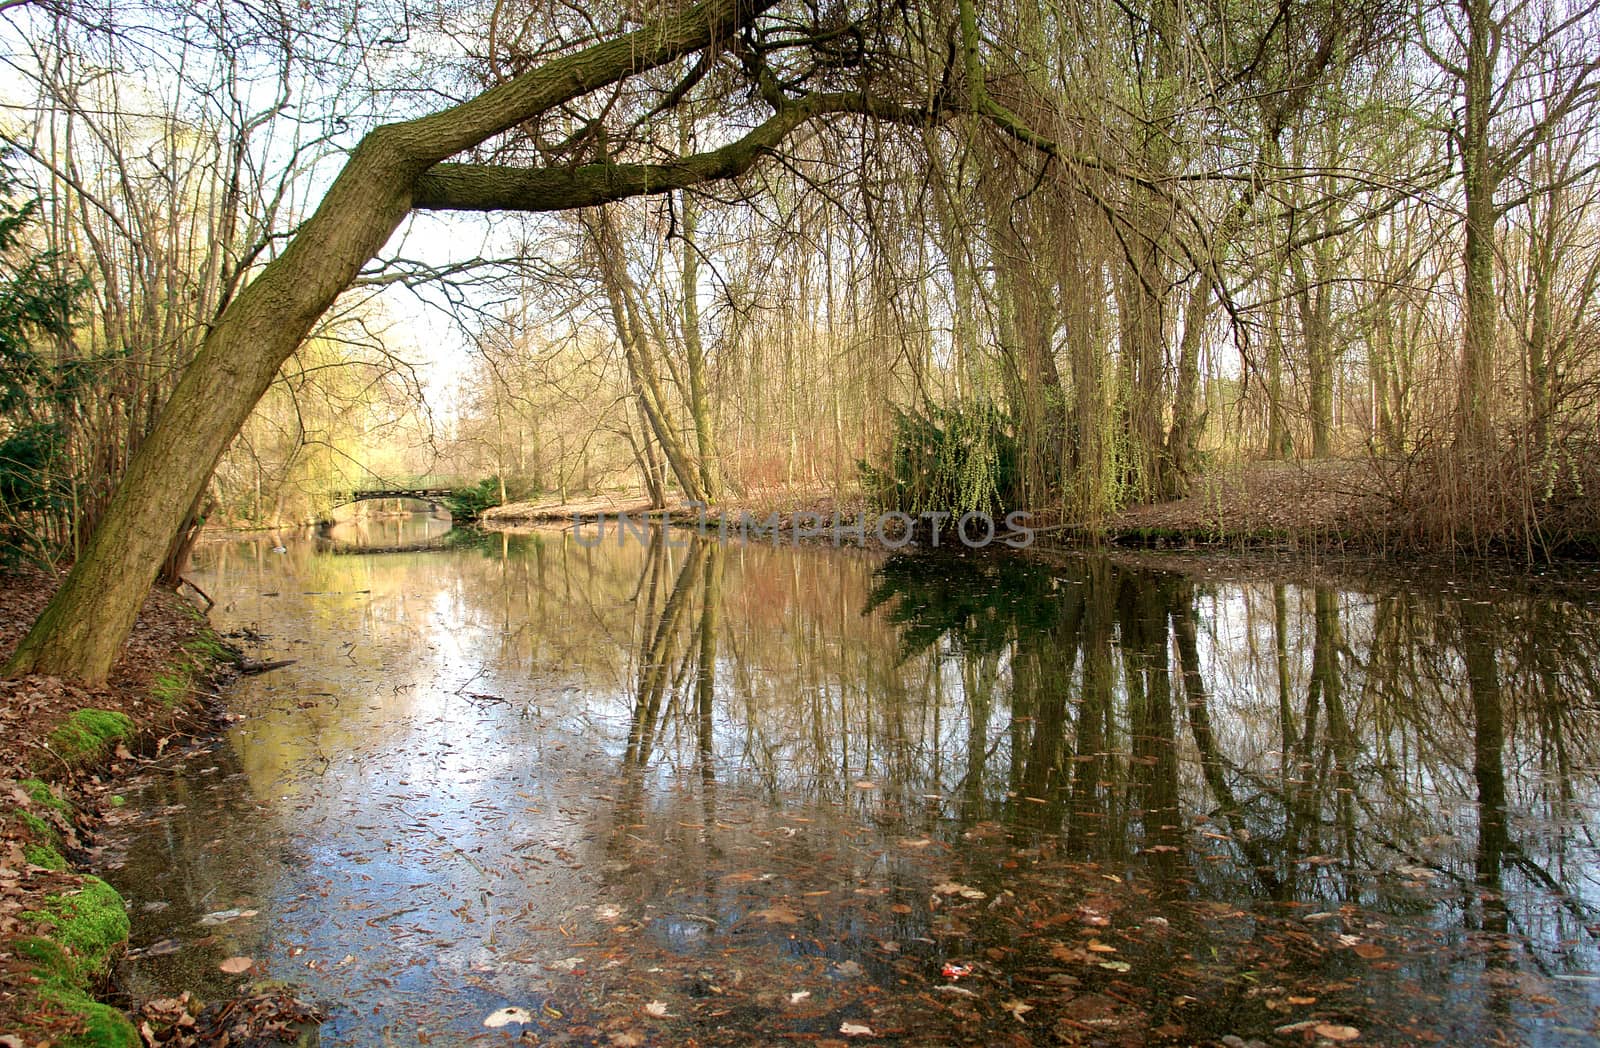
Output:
[
  {"xmin": 40, "ymin": 985, "xmax": 140, "ymax": 1048},
  {"xmin": 20, "ymin": 776, "xmax": 70, "ymax": 812},
  {"xmin": 20, "ymin": 876, "xmax": 129, "ymax": 980},
  {"xmin": 147, "ymin": 630, "xmax": 231, "ymax": 708},
  {"xmin": 17, "ymin": 808, "xmax": 55, "ymax": 840},
  {"xmin": 15, "ymin": 933, "xmax": 71, "ymax": 974},
  {"xmin": 13, "ymin": 881, "xmax": 138, "ymax": 1047},
  {"xmin": 24, "ymin": 842, "xmax": 66, "ymax": 869},
  {"xmin": 149, "ymin": 667, "xmax": 191, "ymax": 707},
  {"xmin": 47, "ymin": 709, "xmax": 134, "ymax": 764},
  {"xmin": 18, "ymin": 936, "xmax": 138, "ymax": 1048},
  {"xmin": 184, "ymin": 631, "xmax": 231, "ymax": 661}
]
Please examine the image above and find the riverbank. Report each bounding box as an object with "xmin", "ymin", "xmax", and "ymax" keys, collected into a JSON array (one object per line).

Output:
[
  {"xmin": 0, "ymin": 570, "xmax": 237, "ymax": 1045},
  {"xmin": 480, "ymin": 468, "xmax": 1370, "ymax": 553},
  {"xmin": 483, "ymin": 458, "xmax": 1600, "ymax": 560}
]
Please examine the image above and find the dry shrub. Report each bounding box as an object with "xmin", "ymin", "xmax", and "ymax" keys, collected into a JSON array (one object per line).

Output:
[{"xmin": 1359, "ymin": 428, "xmax": 1600, "ymax": 558}]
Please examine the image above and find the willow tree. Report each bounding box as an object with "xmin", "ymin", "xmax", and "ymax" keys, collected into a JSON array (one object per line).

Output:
[{"xmin": 5, "ymin": 0, "xmax": 939, "ymax": 682}]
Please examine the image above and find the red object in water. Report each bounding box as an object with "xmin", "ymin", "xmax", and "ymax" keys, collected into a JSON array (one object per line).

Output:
[{"xmin": 941, "ymin": 962, "xmax": 973, "ymax": 979}]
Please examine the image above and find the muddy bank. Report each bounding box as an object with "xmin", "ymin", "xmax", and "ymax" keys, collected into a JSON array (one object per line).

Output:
[{"xmin": 0, "ymin": 571, "xmax": 243, "ymax": 1045}]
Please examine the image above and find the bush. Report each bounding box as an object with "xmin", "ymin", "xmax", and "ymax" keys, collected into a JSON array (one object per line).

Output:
[{"xmin": 860, "ymin": 400, "xmax": 1019, "ymax": 530}]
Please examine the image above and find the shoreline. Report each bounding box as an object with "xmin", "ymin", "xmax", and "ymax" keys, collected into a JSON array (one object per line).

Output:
[{"xmin": 0, "ymin": 571, "xmax": 312, "ymax": 1046}]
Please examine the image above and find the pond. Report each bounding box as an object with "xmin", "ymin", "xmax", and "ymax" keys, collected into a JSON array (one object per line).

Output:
[{"xmin": 98, "ymin": 524, "xmax": 1600, "ymax": 1045}]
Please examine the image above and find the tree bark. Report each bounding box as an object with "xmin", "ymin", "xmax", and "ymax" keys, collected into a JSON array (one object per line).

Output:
[{"xmin": 1455, "ymin": 0, "xmax": 1499, "ymax": 450}]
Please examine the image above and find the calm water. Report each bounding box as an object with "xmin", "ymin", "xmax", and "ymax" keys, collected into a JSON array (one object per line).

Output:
[{"xmin": 99, "ymin": 522, "xmax": 1600, "ymax": 1045}]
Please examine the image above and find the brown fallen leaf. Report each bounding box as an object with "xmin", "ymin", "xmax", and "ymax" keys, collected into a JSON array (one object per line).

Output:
[
  {"xmin": 1314, "ymin": 1024, "xmax": 1361, "ymax": 1041},
  {"xmin": 1352, "ymin": 943, "xmax": 1386, "ymax": 959},
  {"xmin": 750, "ymin": 902, "xmax": 801, "ymax": 924},
  {"xmin": 931, "ymin": 882, "xmax": 986, "ymax": 900},
  {"xmin": 1002, "ymin": 999, "xmax": 1034, "ymax": 1022},
  {"xmin": 218, "ymin": 956, "xmax": 254, "ymax": 974},
  {"xmin": 1286, "ymin": 995, "xmax": 1318, "ymax": 1006}
]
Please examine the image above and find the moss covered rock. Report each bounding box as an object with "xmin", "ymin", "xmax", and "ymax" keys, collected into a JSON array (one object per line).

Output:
[
  {"xmin": 46, "ymin": 709, "xmax": 134, "ymax": 764},
  {"xmin": 16, "ymin": 878, "xmax": 138, "ymax": 1047},
  {"xmin": 23, "ymin": 841, "xmax": 67, "ymax": 869},
  {"xmin": 20, "ymin": 776, "xmax": 71, "ymax": 811},
  {"xmin": 21, "ymin": 876, "xmax": 130, "ymax": 980}
]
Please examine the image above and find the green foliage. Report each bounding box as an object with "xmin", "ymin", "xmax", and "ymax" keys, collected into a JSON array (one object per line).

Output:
[
  {"xmin": 46, "ymin": 709, "xmax": 133, "ymax": 764},
  {"xmin": 0, "ymin": 154, "xmax": 91, "ymax": 565},
  {"xmin": 444, "ymin": 475, "xmax": 533, "ymax": 520},
  {"xmin": 864, "ymin": 552, "xmax": 1076, "ymax": 659},
  {"xmin": 860, "ymin": 401, "xmax": 1019, "ymax": 529}
]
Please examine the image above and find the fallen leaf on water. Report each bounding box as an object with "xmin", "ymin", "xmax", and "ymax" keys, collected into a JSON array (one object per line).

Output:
[
  {"xmin": 1286, "ymin": 995, "xmax": 1318, "ymax": 1005},
  {"xmin": 788, "ymin": 991, "xmax": 811, "ymax": 1004},
  {"xmin": 839, "ymin": 1021, "xmax": 874, "ymax": 1037},
  {"xmin": 136, "ymin": 938, "xmax": 182, "ymax": 958},
  {"xmin": 644, "ymin": 1001, "xmax": 671, "ymax": 1018},
  {"xmin": 853, "ymin": 781, "xmax": 877, "ymax": 790},
  {"xmin": 483, "ymin": 1007, "xmax": 533, "ymax": 1028},
  {"xmin": 1314, "ymin": 1024, "xmax": 1361, "ymax": 1041},
  {"xmin": 218, "ymin": 956, "xmax": 253, "ymax": 974},
  {"xmin": 199, "ymin": 908, "xmax": 258, "ymax": 926},
  {"xmin": 1003, "ymin": 999, "xmax": 1034, "ymax": 1022},
  {"xmin": 1097, "ymin": 960, "xmax": 1132, "ymax": 973},
  {"xmin": 751, "ymin": 902, "xmax": 801, "ymax": 924},
  {"xmin": 1087, "ymin": 941, "xmax": 1117, "ymax": 953},
  {"xmin": 609, "ymin": 1033, "xmax": 645, "ymax": 1047},
  {"xmin": 932, "ymin": 882, "xmax": 986, "ymax": 901},
  {"xmin": 1352, "ymin": 943, "xmax": 1386, "ymax": 959}
]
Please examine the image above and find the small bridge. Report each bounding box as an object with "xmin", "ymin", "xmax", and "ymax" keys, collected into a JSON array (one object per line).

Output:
[{"xmin": 323, "ymin": 475, "xmax": 470, "ymax": 508}]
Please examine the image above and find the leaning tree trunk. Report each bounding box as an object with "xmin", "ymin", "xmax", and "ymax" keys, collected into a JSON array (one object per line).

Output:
[{"xmin": 5, "ymin": 0, "xmax": 760, "ymax": 682}]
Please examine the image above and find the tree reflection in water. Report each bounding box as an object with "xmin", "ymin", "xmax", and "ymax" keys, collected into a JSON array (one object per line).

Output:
[
  {"xmin": 596, "ymin": 539, "xmax": 1600, "ymax": 1041},
  {"xmin": 118, "ymin": 531, "xmax": 1600, "ymax": 1044}
]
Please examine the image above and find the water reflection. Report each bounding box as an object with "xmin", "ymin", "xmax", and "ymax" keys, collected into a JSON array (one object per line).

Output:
[{"xmin": 102, "ymin": 530, "xmax": 1600, "ymax": 1045}]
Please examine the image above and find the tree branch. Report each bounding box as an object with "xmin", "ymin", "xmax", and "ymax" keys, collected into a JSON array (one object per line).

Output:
[{"xmin": 411, "ymin": 92, "xmax": 940, "ymax": 212}]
